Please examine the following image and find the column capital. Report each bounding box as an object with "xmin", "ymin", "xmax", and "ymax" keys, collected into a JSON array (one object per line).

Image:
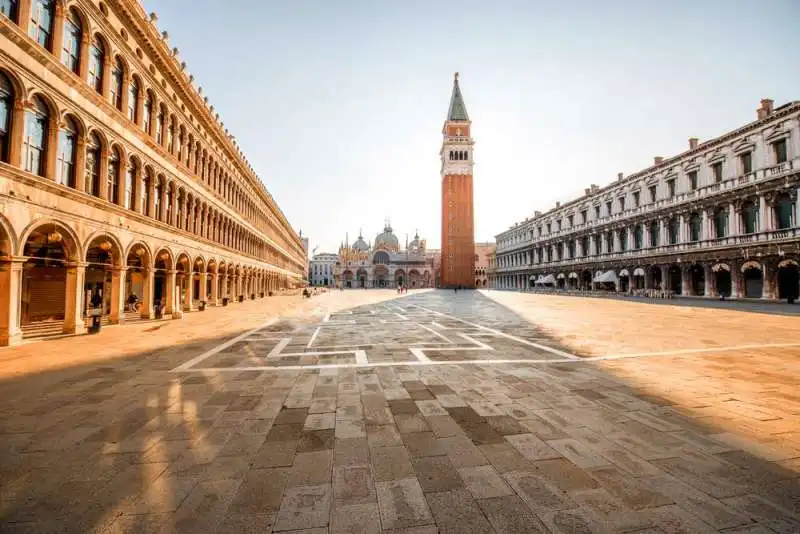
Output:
[{"xmin": 0, "ymin": 256, "xmax": 28, "ymax": 268}]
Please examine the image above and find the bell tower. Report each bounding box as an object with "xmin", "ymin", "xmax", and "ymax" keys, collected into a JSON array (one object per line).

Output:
[{"xmin": 440, "ymin": 72, "xmax": 475, "ymax": 288}]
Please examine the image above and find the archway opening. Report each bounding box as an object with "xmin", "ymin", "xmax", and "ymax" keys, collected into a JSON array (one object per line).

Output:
[
  {"xmin": 777, "ymin": 262, "xmax": 799, "ymax": 301},
  {"xmin": 374, "ymin": 265, "xmax": 389, "ymax": 288},
  {"xmin": 618, "ymin": 271, "xmax": 630, "ymax": 292},
  {"xmin": 668, "ymin": 265, "xmax": 682, "ymax": 294},
  {"xmin": 356, "ymin": 268, "xmax": 367, "ymax": 288},
  {"xmin": 743, "ymin": 266, "xmax": 763, "ymax": 298},
  {"xmin": 176, "ymin": 255, "xmax": 190, "ymax": 309},
  {"xmin": 581, "ymin": 270, "xmax": 592, "ymax": 290},
  {"xmin": 689, "ymin": 264, "xmax": 705, "ymax": 296},
  {"xmin": 648, "ymin": 266, "xmax": 662, "ymax": 291},
  {"xmin": 125, "ymin": 244, "xmax": 150, "ymax": 316},
  {"xmin": 153, "ymin": 249, "xmax": 172, "ymax": 313},
  {"xmin": 85, "ymin": 235, "xmax": 121, "ymax": 320},
  {"xmin": 192, "ymin": 258, "xmax": 205, "ymax": 304},
  {"xmin": 21, "ymin": 224, "xmax": 75, "ymax": 330},
  {"xmin": 713, "ymin": 265, "xmax": 732, "ymax": 298}
]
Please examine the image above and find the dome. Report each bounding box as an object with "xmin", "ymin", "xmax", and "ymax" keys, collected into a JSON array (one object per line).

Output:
[
  {"xmin": 375, "ymin": 224, "xmax": 399, "ymax": 250},
  {"xmin": 352, "ymin": 233, "xmax": 369, "ymax": 252}
]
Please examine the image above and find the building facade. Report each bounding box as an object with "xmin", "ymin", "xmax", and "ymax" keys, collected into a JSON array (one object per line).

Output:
[
  {"xmin": 0, "ymin": 0, "xmax": 307, "ymax": 345},
  {"xmin": 493, "ymin": 99, "xmax": 800, "ymax": 301},
  {"xmin": 310, "ymin": 252, "xmax": 337, "ymax": 287},
  {"xmin": 474, "ymin": 241, "xmax": 495, "ymax": 288},
  {"xmin": 440, "ymin": 72, "xmax": 475, "ymax": 288},
  {"xmin": 334, "ymin": 225, "xmax": 435, "ymax": 289}
]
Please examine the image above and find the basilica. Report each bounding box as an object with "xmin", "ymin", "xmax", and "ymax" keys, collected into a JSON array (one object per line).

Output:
[{"xmin": 334, "ymin": 223, "xmax": 436, "ymax": 288}]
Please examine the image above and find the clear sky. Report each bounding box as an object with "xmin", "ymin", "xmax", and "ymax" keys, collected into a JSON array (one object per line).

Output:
[{"xmin": 142, "ymin": 0, "xmax": 799, "ymax": 254}]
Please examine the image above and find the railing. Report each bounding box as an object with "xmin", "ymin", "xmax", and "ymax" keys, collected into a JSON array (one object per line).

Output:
[{"xmin": 496, "ymin": 158, "xmax": 798, "ymax": 252}]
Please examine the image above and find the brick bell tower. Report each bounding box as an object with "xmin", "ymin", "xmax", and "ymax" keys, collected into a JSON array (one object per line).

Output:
[{"xmin": 440, "ymin": 72, "xmax": 475, "ymax": 289}]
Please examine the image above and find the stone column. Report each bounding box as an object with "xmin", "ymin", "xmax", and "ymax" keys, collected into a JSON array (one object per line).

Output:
[
  {"xmin": 182, "ymin": 273, "xmax": 194, "ymax": 312},
  {"xmin": 730, "ymin": 264, "xmax": 741, "ymax": 299},
  {"xmin": 762, "ymin": 262, "xmax": 777, "ymax": 300},
  {"xmin": 198, "ymin": 271, "xmax": 207, "ymax": 304},
  {"xmin": 63, "ymin": 262, "xmax": 88, "ymax": 335},
  {"xmin": 659, "ymin": 219, "xmax": 667, "ymax": 246},
  {"xmin": 728, "ymin": 203, "xmax": 737, "ymax": 236},
  {"xmin": 17, "ymin": 1, "xmax": 32, "ymax": 40},
  {"xmin": 758, "ymin": 195, "xmax": 767, "ymax": 233},
  {"xmin": 701, "ymin": 210, "xmax": 709, "ymax": 241},
  {"xmin": 140, "ymin": 268, "xmax": 154, "ymax": 319},
  {"xmin": 0, "ymin": 259, "xmax": 24, "ymax": 346},
  {"xmin": 108, "ymin": 267, "xmax": 126, "ymax": 324},
  {"xmin": 50, "ymin": 1, "xmax": 65, "ymax": 63},
  {"xmin": 681, "ymin": 265, "xmax": 691, "ymax": 296},
  {"xmin": 210, "ymin": 271, "xmax": 219, "ymax": 305},
  {"xmin": 73, "ymin": 135, "xmax": 86, "ymax": 193},
  {"xmin": 660, "ymin": 265, "xmax": 669, "ymax": 291},
  {"xmin": 704, "ymin": 264, "xmax": 715, "ymax": 298},
  {"xmin": 146, "ymin": 177, "xmax": 156, "ymax": 219},
  {"xmin": 132, "ymin": 164, "xmax": 143, "ymax": 214},
  {"xmin": 795, "ymin": 186, "xmax": 800, "ymax": 229},
  {"xmin": 164, "ymin": 270, "xmax": 178, "ymax": 318},
  {"xmin": 221, "ymin": 273, "xmax": 228, "ymax": 299},
  {"xmin": 78, "ymin": 31, "xmax": 90, "ymax": 81}
]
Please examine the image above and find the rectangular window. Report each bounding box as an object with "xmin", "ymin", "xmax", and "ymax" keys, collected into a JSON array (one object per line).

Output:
[
  {"xmin": 619, "ymin": 197, "xmax": 625, "ymax": 211},
  {"xmin": 546, "ymin": 223, "xmax": 551, "ymax": 234},
  {"xmin": 568, "ymin": 215, "xmax": 574, "ymax": 227},
  {"xmin": 556, "ymin": 220, "xmax": 561, "ymax": 232},
  {"xmin": 773, "ymin": 139, "xmax": 787, "ymax": 164},
  {"xmin": 667, "ymin": 179, "xmax": 675, "ymax": 198},
  {"xmin": 594, "ymin": 205, "xmax": 600, "ymax": 219},
  {"xmin": 580, "ymin": 210, "xmax": 586, "ymax": 224},
  {"xmin": 741, "ymin": 151, "xmax": 752, "ymax": 174},
  {"xmin": 633, "ymin": 191, "xmax": 640, "ymax": 208},
  {"xmin": 688, "ymin": 171, "xmax": 698, "ymax": 190},
  {"xmin": 605, "ymin": 201, "xmax": 612, "ymax": 216},
  {"xmin": 649, "ymin": 185, "xmax": 657, "ymax": 203},
  {"xmin": 712, "ymin": 163, "xmax": 722, "ymax": 183}
]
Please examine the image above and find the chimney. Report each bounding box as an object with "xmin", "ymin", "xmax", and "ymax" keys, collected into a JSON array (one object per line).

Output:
[
  {"xmin": 654, "ymin": 156, "xmax": 663, "ymax": 165},
  {"xmin": 689, "ymin": 137, "xmax": 698, "ymax": 150},
  {"xmin": 555, "ymin": 201, "xmax": 561, "ymax": 208},
  {"xmin": 761, "ymin": 98, "xmax": 774, "ymax": 116},
  {"xmin": 584, "ymin": 188, "xmax": 591, "ymax": 196},
  {"xmin": 617, "ymin": 172, "xmax": 624, "ymax": 181},
  {"xmin": 757, "ymin": 108, "xmax": 766, "ymax": 120},
  {"xmin": 591, "ymin": 184, "xmax": 599, "ymax": 194},
  {"xmin": 534, "ymin": 210, "xmax": 542, "ymax": 217}
]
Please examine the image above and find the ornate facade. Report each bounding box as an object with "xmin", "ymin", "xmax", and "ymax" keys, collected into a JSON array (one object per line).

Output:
[
  {"xmin": 0, "ymin": 0, "xmax": 307, "ymax": 345},
  {"xmin": 493, "ymin": 98, "xmax": 800, "ymax": 301},
  {"xmin": 440, "ymin": 72, "xmax": 475, "ymax": 288},
  {"xmin": 474, "ymin": 241, "xmax": 494, "ymax": 288},
  {"xmin": 334, "ymin": 224, "xmax": 435, "ymax": 289}
]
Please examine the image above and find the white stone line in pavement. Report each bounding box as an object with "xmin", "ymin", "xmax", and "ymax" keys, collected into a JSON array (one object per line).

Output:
[
  {"xmin": 170, "ymin": 317, "xmax": 279, "ymax": 372},
  {"xmin": 409, "ymin": 348, "xmax": 431, "ymax": 362},
  {"xmin": 306, "ymin": 327, "xmax": 321, "ymax": 348},
  {"xmin": 411, "ymin": 304, "xmax": 580, "ymax": 360},
  {"xmin": 267, "ymin": 338, "xmax": 291, "ymax": 358},
  {"xmin": 430, "ymin": 321, "xmax": 448, "ymax": 330},
  {"xmin": 355, "ymin": 350, "xmax": 369, "ymax": 365},
  {"xmin": 417, "ymin": 323, "xmax": 453, "ymax": 343},
  {"xmin": 395, "ymin": 313, "xmax": 409, "ymax": 320}
]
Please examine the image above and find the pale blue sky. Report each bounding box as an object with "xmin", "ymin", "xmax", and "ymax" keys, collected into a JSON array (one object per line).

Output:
[{"xmin": 143, "ymin": 0, "xmax": 799, "ymax": 254}]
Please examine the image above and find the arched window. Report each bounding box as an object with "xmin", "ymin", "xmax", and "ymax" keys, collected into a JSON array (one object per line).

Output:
[
  {"xmin": 154, "ymin": 177, "xmax": 162, "ymax": 219},
  {"xmin": 141, "ymin": 169, "xmax": 151, "ymax": 216},
  {"xmin": 619, "ymin": 228, "xmax": 627, "ymax": 252},
  {"xmin": 606, "ymin": 231, "xmax": 614, "ymax": 253},
  {"xmin": 155, "ymin": 107, "xmax": 164, "ymax": 144},
  {"xmin": 84, "ymin": 132, "xmax": 100, "ymax": 196},
  {"xmin": 56, "ymin": 116, "xmax": 77, "ymax": 187},
  {"xmin": 634, "ymin": 225, "xmax": 643, "ymax": 249},
  {"xmin": 29, "ymin": 0, "xmax": 54, "ymax": 49},
  {"xmin": 741, "ymin": 200, "xmax": 758, "ymax": 234},
  {"xmin": 1, "ymin": 0, "xmax": 18, "ymax": 21},
  {"xmin": 715, "ymin": 208, "xmax": 727, "ymax": 238},
  {"xmin": 775, "ymin": 194, "xmax": 793, "ymax": 230},
  {"xmin": 581, "ymin": 236, "xmax": 590, "ymax": 256},
  {"xmin": 107, "ymin": 147, "xmax": 120, "ymax": 203},
  {"xmin": 143, "ymin": 92, "xmax": 152, "ymax": 134},
  {"xmin": 0, "ymin": 71, "xmax": 14, "ymax": 163},
  {"xmin": 127, "ymin": 78, "xmax": 139, "ymax": 123},
  {"xmin": 690, "ymin": 213, "xmax": 702, "ymax": 242},
  {"xmin": 448, "ymin": 150, "xmax": 453, "ymax": 160},
  {"xmin": 61, "ymin": 10, "xmax": 81, "ymax": 74},
  {"xmin": 668, "ymin": 217, "xmax": 679, "ymax": 244},
  {"xmin": 23, "ymin": 96, "xmax": 48, "ymax": 176},
  {"xmin": 88, "ymin": 36, "xmax": 104, "ymax": 93},
  {"xmin": 124, "ymin": 159, "xmax": 136, "ymax": 210},
  {"xmin": 110, "ymin": 58, "xmax": 124, "ymax": 110}
]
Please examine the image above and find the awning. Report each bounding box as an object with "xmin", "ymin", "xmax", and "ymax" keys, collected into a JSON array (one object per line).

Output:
[
  {"xmin": 557, "ymin": 273, "xmax": 565, "ymax": 279},
  {"xmin": 536, "ymin": 274, "xmax": 556, "ymax": 285},
  {"xmin": 529, "ymin": 275, "xmax": 538, "ymax": 281},
  {"xmin": 592, "ymin": 270, "xmax": 618, "ymax": 284},
  {"xmin": 619, "ymin": 268, "xmax": 630, "ymax": 277},
  {"xmin": 568, "ymin": 272, "xmax": 578, "ymax": 279},
  {"xmin": 633, "ymin": 267, "xmax": 645, "ymax": 276}
]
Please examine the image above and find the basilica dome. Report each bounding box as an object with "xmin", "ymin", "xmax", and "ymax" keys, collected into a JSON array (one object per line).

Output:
[
  {"xmin": 375, "ymin": 224, "xmax": 399, "ymax": 250},
  {"xmin": 352, "ymin": 233, "xmax": 369, "ymax": 252}
]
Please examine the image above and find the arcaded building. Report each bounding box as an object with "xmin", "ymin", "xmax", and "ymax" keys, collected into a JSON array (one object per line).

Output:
[
  {"xmin": 0, "ymin": 0, "xmax": 307, "ymax": 345},
  {"xmin": 493, "ymin": 99, "xmax": 800, "ymax": 300},
  {"xmin": 474, "ymin": 241, "xmax": 494, "ymax": 288}
]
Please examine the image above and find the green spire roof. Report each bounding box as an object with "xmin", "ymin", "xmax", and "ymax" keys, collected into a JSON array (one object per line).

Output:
[{"xmin": 447, "ymin": 72, "xmax": 469, "ymax": 121}]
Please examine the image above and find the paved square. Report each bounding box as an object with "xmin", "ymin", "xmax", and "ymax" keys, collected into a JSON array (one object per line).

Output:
[{"xmin": 0, "ymin": 289, "xmax": 799, "ymax": 532}]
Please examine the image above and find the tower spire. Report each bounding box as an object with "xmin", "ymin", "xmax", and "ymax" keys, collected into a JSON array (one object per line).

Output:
[{"xmin": 447, "ymin": 71, "xmax": 469, "ymax": 121}]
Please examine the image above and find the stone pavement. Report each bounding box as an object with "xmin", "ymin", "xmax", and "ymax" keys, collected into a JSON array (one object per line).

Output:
[{"xmin": 0, "ymin": 289, "xmax": 798, "ymax": 533}]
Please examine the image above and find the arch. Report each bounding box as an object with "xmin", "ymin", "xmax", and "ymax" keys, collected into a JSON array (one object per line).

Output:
[
  {"xmin": 83, "ymin": 231, "xmax": 124, "ymax": 267},
  {"xmin": 153, "ymin": 247, "xmax": 174, "ymax": 271},
  {"xmin": 778, "ymin": 259, "xmax": 800, "ymax": 269},
  {"xmin": 207, "ymin": 259, "xmax": 218, "ymax": 274},
  {"xmin": 740, "ymin": 260, "xmax": 761, "ymax": 273},
  {"xmin": 711, "ymin": 263, "xmax": 730, "ymax": 272},
  {"xmin": 0, "ymin": 67, "xmax": 26, "ymax": 103},
  {"xmin": 192, "ymin": 255, "xmax": 206, "ymax": 273},
  {"xmin": 19, "ymin": 219, "xmax": 81, "ymax": 261},
  {"xmin": 0, "ymin": 212, "xmax": 19, "ymax": 257},
  {"xmin": 124, "ymin": 240, "xmax": 153, "ymax": 266}
]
